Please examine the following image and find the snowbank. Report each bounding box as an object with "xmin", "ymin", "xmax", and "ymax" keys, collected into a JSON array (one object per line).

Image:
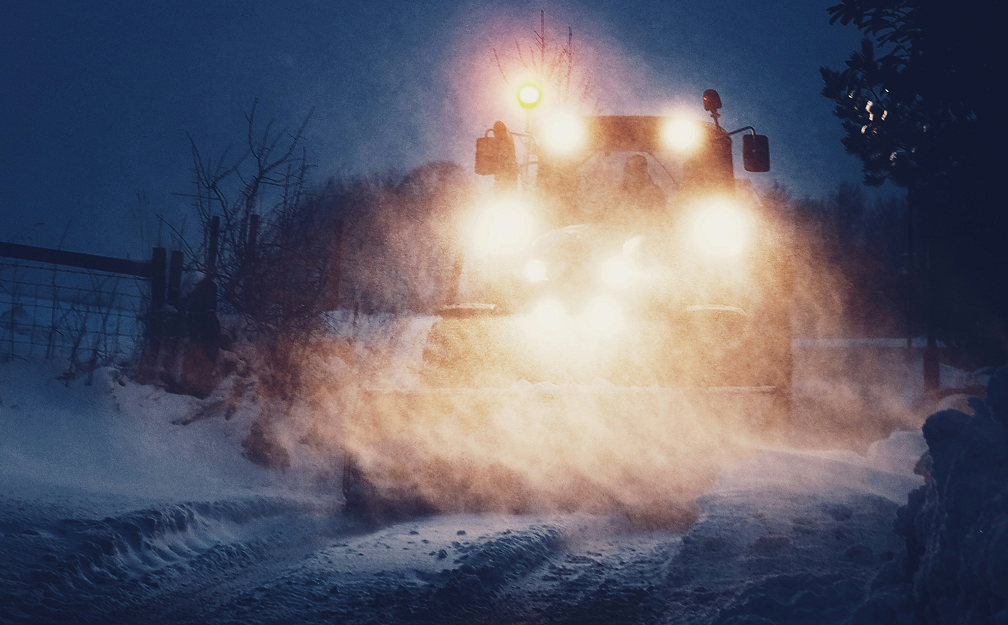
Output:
[
  {"xmin": 851, "ymin": 366, "xmax": 1008, "ymax": 625},
  {"xmin": 0, "ymin": 360, "xmax": 335, "ymax": 503}
]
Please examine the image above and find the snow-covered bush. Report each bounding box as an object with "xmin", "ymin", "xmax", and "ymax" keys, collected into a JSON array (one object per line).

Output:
[{"xmin": 851, "ymin": 366, "xmax": 1008, "ymax": 624}]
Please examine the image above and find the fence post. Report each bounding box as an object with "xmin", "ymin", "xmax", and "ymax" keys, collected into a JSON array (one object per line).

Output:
[
  {"xmin": 139, "ymin": 246, "xmax": 167, "ymax": 382},
  {"xmin": 207, "ymin": 216, "xmax": 219, "ymax": 276},
  {"xmin": 151, "ymin": 247, "xmax": 167, "ymax": 320}
]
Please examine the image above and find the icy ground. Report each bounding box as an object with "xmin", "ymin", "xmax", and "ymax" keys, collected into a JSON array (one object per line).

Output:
[{"xmin": 0, "ymin": 344, "xmax": 956, "ymax": 625}]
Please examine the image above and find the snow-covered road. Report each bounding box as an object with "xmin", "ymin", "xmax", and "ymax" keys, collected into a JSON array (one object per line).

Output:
[
  {"xmin": 0, "ymin": 343, "xmax": 947, "ymax": 624},
  {"xmin": 0, "ymin": 440, "xmax": 922, "ymax": 624}
]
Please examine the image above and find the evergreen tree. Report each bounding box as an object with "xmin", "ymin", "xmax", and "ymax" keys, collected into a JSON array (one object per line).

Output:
[{"xmin": 821, "ymin": 0, "xmax": 1007, "ymax": 362}]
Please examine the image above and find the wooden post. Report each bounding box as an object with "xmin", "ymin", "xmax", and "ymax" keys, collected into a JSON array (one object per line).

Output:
[
  {"xmin": 924, "ymin": 241, "xmax": 940, "ymax": 398},
  {"xmin": 140, "ymin": 246, "xmax": 167, "ymax": 382},
  {"xmin": 906, "ymin": 193, "xmax": 914, "ymax": 350},
  {"xmin": 151, "ymin": 247, "xmax": 167, "ymax": 319},
  {"xmin": 446, "ymin": 251, "xmax": 464, "ymax": 306},
  {"xmin": 207, "ymin": 216, "xmax": 219, "ymax": 276},
  {"xmin": 167, "ymin": 250, "xmax": 184, "ymax": 308},
  {"xmin": 921, "ymin": 190, "xmax": 940, "ymax": 399}
]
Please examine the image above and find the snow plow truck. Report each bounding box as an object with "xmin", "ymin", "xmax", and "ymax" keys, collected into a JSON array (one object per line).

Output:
[{"xmin": 343, "ymin": 88, "xmax": 794, "ymax": 522}]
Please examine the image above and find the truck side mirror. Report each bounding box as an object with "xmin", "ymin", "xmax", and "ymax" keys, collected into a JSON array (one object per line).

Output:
[
  {"xmin": 742, "ymin": 134, "xmax": 770, "ymax": 172},
  {"xmin": 475, "ymin": 134, "xmax": 502, "ymax": 175}
]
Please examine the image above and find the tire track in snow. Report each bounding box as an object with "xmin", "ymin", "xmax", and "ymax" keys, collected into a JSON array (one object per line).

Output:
[
  {"xmin": 0, "ymin": 496, "xmax": 350, "ymax": 625},
  {"xmin": 181, "ymin": 520, "xmax": 564, "ymax": 624}
]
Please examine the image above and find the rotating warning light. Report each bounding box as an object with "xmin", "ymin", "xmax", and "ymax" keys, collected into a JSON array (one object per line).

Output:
[{"xmin": 517, "ymin": 83, "xmax": 542, "ymax": 108}]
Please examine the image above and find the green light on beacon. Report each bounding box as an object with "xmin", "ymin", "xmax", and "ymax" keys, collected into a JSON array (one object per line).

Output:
[{"xmin": 517, "ymin": 83, "xmax": 542, "ymax": 108}]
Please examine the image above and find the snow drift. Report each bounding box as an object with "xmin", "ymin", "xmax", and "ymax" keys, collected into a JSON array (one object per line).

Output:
[{"xmin": 851, "ymin": 366, "xmax": 1008, "ymax": 625}]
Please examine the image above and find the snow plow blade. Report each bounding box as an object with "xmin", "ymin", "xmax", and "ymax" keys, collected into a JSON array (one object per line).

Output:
[{"xmin": 342, "ymin": 384, "xmax": 784, "ymax": 525}]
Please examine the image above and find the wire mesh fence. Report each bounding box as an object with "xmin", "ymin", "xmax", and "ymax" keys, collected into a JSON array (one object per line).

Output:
[{"xmin": 0, "ymin": 257, "xmax": 149, "ymax": 365}]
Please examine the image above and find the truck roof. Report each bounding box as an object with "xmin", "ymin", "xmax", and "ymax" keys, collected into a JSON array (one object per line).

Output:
[{"xmin": 583, "ymin": 115, "xmax": 722, "ymax": 154}]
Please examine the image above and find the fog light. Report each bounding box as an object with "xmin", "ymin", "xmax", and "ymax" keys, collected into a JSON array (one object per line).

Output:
[
  {"xmin": 532, "ymin": 298, "xmax": 566, "ymax": 331},
  {"xmin": 585, "ymin": 295, "xmax": 624, "ymax": 336}
]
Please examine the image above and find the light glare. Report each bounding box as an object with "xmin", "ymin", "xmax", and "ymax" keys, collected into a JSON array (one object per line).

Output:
[
  {"xmin": 585, "ymin": 295, "xmax": 624, "ymax": 336},
  {"xmin": 525, "ymin": 259, "xmax": 549, "ymax": 282},
  {"xmin": 532, "ymin": 298, "xmax": 566, "ymax": 331},
  {"xmin": 541, "ymin": 112, "xmax": 586, "ymax": 154},
  {"xmin": 600, "ymin": 255, "xmax": 636, "ymax": 289}
]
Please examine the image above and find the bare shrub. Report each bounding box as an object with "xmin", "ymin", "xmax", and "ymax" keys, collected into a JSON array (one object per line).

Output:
[
  {"xmin": 184, "ymin": 102, "xmax": 472, "ymax": 396},
  {"xmin": 183, "ymin": 101, "xmax": 344, "ymax": 392}
]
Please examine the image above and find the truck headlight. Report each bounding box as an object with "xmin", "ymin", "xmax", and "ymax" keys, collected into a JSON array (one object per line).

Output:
[
  {"xmin": 661, "ymin": 118, "xmax": 703, "ymax": 153},
  {"xmin": 690, "ymin": 198, "xmax": 751, "ymax": 258},
  {"xmin": 473, "ymin": 199, "xmax": 535, "ymax": 255}
]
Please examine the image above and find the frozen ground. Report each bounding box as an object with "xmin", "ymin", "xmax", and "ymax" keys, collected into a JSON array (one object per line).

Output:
[{"xmin": 0, "ymin": 321, "xmax": 982, "ymax": 623}]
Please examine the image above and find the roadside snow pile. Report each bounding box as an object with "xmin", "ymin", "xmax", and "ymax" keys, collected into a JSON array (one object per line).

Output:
[
  {"xmin": 0, "ymin": 360, "xmax": 333, "ymax": 502},
  {"xmin": 0, "ymin": 360, "xmax": 348, "ymax": 624},
  {"xmin": 852, "ymin": 366, "xmax": 1008, "ymax": 625}
]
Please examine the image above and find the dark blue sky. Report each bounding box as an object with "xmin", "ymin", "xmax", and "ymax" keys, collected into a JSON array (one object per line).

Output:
[{"xmin": 2, "ymin": 0, "xmax": 877, "ymax": 257}]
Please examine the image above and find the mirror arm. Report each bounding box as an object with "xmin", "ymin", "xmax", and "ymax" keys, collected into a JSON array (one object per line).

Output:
[
  {"xmin": 726, "ymin": 125, "xmax": 757, "ymax": 137},
  {"xmin": 485, "ymin": 127, "xmax": 538, "ymax": 180}
]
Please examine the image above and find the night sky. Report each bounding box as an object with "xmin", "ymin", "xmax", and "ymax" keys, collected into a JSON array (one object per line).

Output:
[{"xmin": 2, "ymin": 0, "xmax": 877, "ymax": 258}]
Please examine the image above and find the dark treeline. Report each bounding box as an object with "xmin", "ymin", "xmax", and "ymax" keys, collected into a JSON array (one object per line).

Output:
[
  {"xmin": 822, "ymin": 0, "xmax": 1007, "ymax": 365},
  {"xmin": 780, "ymin": 182, "xmax": 912, "ymax": 340}
]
